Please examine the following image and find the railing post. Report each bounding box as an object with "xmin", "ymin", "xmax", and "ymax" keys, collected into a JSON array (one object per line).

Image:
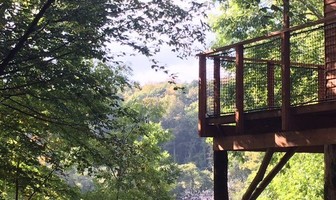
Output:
[
  {"xmin": 198, "ymin": 55, "xmax": 207, "ymax": 137},
  {"xmin": 281, "ymin": 0, "xmax": 291, "ymax": 131},
  {"xmin": 214, "ymin": 57, "xmax": 221, "ymax": 116},
  {"xmin": 267, "ymin": 62, "xmax": 275, "ymax": 109},
  {"xmin": 236, "ymin": 45, "xmax": 244, "ymax": 134}
]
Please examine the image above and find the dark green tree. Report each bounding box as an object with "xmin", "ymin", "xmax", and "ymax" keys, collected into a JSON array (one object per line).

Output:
[{"xmin": 0, "ymin": 0, "xmax": 208, "ymax": 198}]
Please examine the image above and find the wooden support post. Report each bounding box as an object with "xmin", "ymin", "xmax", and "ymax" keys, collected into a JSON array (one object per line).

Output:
[
  {"xmin": 267, "ymin": 62, "xmax": 275, "ymax": 109},
  {"xmin": 324, "ymin": 144, "xmax": 336, "ymax": 199},
  {"xmin": 198, "ymin": 55, "xmax": 207, "ymax": 137},
  {"xmin": 281, "ymin": 0, "xmax": 291, "ymax": 131},
  {"xmin": 236, "ymin": 45, "xmax": 244, "ymax": 134},
  {"xmin": 214, "ymin": 150, "xmax": 229, "ymax": 200},
  {"xmin": 243, "ymin": 149, "xmax": 274, "ymax": 200},
  {"xmin": 214, "ymin": 57, "xmax": 221, "ymax": 116},
  {"xmin": 249, "ymin": 148, "xmax": 296, "ymax": 200}
]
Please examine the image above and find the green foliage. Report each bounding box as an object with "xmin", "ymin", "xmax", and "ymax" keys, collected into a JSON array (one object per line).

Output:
[
  {"xmin": 123, "ymin": 82, "xmax": 214, "ymax": 198},
  {"xmin": 174, "ymin": 163, "xmax": 213, "ymax": 199},
  {"xmin": 124, "ymin": 82, "xmax": 212, "ymax": 170},
  {"xmin": 0, "ymin": 0, "xmax": 208, "ymax": 198},
  {"xmin": 259, "ymin": 153, "xmax": 324, "ymax": 200},
  {"xmin": 83, "ymin": 122, "xmax": 179, "ymax": 200},
  {"xmin": 210, "ymin": 0, "xmax": 323, "ymax": 46}
]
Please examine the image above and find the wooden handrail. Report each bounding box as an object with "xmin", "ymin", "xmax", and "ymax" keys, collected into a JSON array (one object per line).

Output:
[{"xmin": 207, "ymin": 55, "xmax": 324, "ymax": 69}]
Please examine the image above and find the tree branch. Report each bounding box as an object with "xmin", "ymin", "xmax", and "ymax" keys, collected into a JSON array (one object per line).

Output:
[{"xmin": 0, "ymin": 0, "xmax": 55, "ymax": 76}]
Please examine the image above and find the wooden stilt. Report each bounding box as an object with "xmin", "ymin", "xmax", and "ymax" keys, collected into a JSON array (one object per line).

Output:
[
  {"xmin": 324, "ymin": 144, "xmax": 336, "ymax": 199},
  {"xmin": 214, "ymin": 150, "xmax": 229, "ymax": 200}
]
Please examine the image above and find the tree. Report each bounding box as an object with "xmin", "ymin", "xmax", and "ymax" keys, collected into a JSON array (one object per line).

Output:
[
  {"xmin": 0, "ymin": 0, "xmax": 208, "ymax": 198},
  {"xmin": 210, "ymin": 0, "xmax": 323, "ymax": 46},
  {"xmin": 174, "ymin": 163, "xmax": 213, "ymax": 200},
  {"xmin": 123, "ymin": 82, "xmax": 214, "ymax": 198},
  {"xmin": 123, "ymin": 82, "xmax": 212, "ymax": 169},
  {"xmin": 82, "ymin": 121, "xmax": 179, "ymax": 200}
]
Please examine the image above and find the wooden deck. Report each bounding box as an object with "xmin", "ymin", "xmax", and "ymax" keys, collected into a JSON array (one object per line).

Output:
[
  {"xmin": 198, "ymin": 17, "xmax": 336, "ymax": 153},
  {"xmin": 201, "ymin": 2, "xmax": 336, "ymax": 199},
  {"xmin": 205, "ymin": 101, "xmax": 336, "ymax": 152}
]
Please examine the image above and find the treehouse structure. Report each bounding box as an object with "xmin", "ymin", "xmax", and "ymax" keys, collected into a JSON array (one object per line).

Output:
[{"xmin": 198, "ymin": 0, "xmax": 336, "ymax": 199}]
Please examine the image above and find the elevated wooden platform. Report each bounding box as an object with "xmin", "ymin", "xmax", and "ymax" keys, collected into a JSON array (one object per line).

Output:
[
  {"xmin": 205, "ymin": 101, "xmax": 336, "ymax": 152},
  {"xmin": 198, "ymin": 16, "xmax": 336, "ymax": 153},
  {"xmin": 199, "ymin": 1, "xmax": 336, "ymax": 199}
]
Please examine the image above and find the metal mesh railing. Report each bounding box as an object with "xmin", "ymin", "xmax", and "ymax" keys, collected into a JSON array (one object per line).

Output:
[
  {"xmin": 290, "ymin": 24, "xmax": 324, "ymax": 106},
  {"xmin": 220, "ymin": 60, "xmax": 236, "ymax": 115},
  {"xmin": 202, "ymin": 20, "xmax": 336, "ymax": 117},
  {"xmin": 243, "ymin": 37, "xmax": 282, "ymax": 112},
  {"xmin": 206, "ymin": 59, "xmax": 215, "ymax": 116}
]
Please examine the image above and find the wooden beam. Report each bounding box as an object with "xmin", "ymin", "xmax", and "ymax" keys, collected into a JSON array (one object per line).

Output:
[
  {"xmin": 214, "ymin": 150, "xmax": 229, "ymax": 200},
  {"xmin": 235, "ymin": 45, "xmax": 244, "ymax": 134},
  {"xmin": 249, "ymin": 148, "xmax": 296, "ymax": 199},
  {"xmin": 208, "ymin": 56, "xmax": 322, "ymax": 68},
  {"xmin": 243, "ymin": 149, "xmax": 274, "ymax": 200},
  {"xmin": 198, "ymin": 55, "xmax": 207, "ymax": 137},
  {"xmin": 214, "ymin": 127, "xmax": 336, "ymax": 151},
  {"xmin": 214, "ymin": 57, "xmax": 221, "ymax": 116}
]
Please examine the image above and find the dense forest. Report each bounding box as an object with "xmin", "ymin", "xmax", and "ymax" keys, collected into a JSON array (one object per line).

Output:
[{"xmin": 0, "ymin": 0, "xmax": 329, "ymax": 199}]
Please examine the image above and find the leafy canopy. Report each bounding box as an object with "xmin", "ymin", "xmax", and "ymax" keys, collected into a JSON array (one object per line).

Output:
[{"xmin": 0, "ymin": 0, "xmax": 208, "ymax": 198}]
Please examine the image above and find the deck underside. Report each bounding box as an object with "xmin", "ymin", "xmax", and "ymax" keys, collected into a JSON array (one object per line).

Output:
[{"xmin": 206, "ymin": 101, "xmax": 336, "ymax": 152}]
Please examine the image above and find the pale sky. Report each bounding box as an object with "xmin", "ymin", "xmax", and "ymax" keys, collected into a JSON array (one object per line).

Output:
[
  {"xmin": 116, "ymin": 1, "xmax": 217, "ymax": 85},
  {"xmin": 125, "ymin": 47, "xmax": 201, "ymax": 85}
]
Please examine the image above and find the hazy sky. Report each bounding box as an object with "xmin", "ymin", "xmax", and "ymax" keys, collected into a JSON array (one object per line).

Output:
[
  {"xmin": 124, "ymin": 46, "xmax": 201, "ymax": 85},
  {"xmin": 118, "ymin": 1, "xmax": 216, "ymax": 85}
]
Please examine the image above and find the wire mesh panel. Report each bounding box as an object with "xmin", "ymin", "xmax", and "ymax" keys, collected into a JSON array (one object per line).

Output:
[
  {"xmin": 220, "ymin": 60, "xmax": 236, "ymax": 115},
  {"xmin": 290, "ymin": 24, "xmax": 324, "ymax": 106},
  {"xmin": 243, "ymin": 62, "xmax": 268, "ymax": 111},
  {"xmin": 201, "ymin": 19, "xmax": 335, "ymax": 121},
  {"xmin": 206, "ymin": 58, "xmax": 215, "ymax": 117},
  {"xmin": 244, "ymin": 37, "xmax": 282, "ymax": 62},
  {"xmin": 243, "ymin": 37, "xmax": 282, "ymax": 111}
]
